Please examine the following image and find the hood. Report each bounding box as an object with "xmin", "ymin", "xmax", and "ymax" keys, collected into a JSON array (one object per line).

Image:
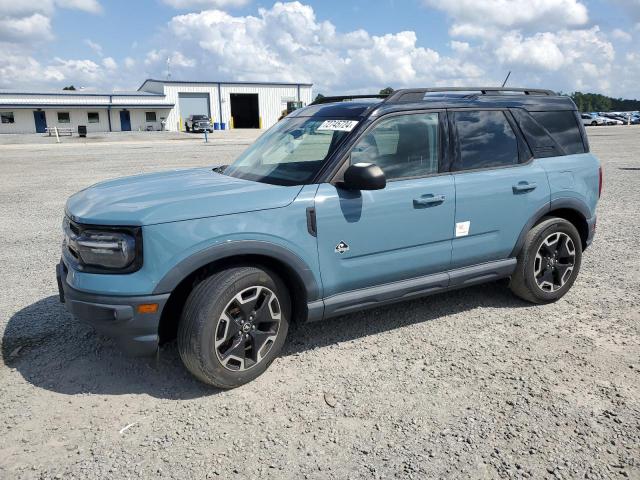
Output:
[{"xmin": 66, "ymin": 168, "xmax": 302, "ymax": 226}]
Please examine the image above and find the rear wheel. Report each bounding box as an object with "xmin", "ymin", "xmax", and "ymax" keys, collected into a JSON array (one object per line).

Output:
[
  {"xmin": 510, "ymin": 217, "xmax": 582, "ymax": 304},
  {"xmin": 178, "ymin": 267, "xmax": 290, "ymax": 388}
]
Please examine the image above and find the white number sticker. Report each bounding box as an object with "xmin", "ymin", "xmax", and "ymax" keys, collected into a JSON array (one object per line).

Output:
[{"xmin": 317, "ymin": 120, "xmax": 359, "ymax": 132}]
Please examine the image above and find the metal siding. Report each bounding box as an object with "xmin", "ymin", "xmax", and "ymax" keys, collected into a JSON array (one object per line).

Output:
[{"xmin": 0, "ymin": 82, "xmax": 313, "ymax": 133}]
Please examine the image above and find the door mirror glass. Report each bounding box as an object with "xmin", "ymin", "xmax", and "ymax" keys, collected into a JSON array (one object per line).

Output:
[{"xmin": 342, "ymin": 162, "xmax": 386, "ymax": 191}]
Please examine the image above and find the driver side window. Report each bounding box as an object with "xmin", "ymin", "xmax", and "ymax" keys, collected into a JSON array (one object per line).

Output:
[{"xmin": 350, "ymin": 113, "xmax": 440, "ymax": 180}]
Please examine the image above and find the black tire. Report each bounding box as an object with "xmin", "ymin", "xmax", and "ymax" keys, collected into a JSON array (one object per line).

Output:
[
  {"xmin": 591, "ymin": 121, "xmax": 597, "ymax": 126},
  {"xmin": 178, "ymin": 267, "xmax": 290, "ymax": 388},
  {"xmin": 510, "ymin": 217, "xmax": 582, "ymax": 304},
  {"xmin": 185, "ymin": 125, "xmax": 190, "ymax": 132}
]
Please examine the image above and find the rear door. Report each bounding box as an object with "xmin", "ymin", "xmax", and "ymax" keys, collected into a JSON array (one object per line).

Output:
[
  {"xmin": 449, "ymin": 109, "xmax": 550, "ymax": 270},
  {"xmin": 314, "ymin": 111, "xmax": 455, "ymax": 299}
]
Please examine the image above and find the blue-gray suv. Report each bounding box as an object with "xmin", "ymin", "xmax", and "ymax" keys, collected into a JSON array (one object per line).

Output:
[{"xmin": 57, "ymin": 87, "xmax": 602, "ymax": 388}]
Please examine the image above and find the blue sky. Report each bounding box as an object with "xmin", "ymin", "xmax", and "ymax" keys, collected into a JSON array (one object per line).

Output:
[{"xmin": 1, "ymin": 0, "xmax": 639, "ymax": 97}]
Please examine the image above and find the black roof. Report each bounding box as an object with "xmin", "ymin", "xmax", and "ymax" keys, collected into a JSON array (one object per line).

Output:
[{"xmin": 295, "ymin": 88, "xmax": 577, "ymax": 119}]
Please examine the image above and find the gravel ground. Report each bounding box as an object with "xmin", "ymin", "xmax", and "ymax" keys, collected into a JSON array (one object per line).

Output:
[{"xmin": 0, "ymin": 127, "xmax": 638, "ymax": 480}]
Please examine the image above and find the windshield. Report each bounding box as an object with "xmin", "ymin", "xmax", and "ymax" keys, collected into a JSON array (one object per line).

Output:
[{"xmin": 222, "ymin": 117, "xmax": 354, "ymax": 186}]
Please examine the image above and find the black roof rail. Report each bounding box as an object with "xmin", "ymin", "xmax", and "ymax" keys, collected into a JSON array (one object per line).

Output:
[
  {"xmin": 310, "ymin": 94, "xmax": 389, "ymax": 105},
  {"xmin": 385, "ymin": 87, "xmax": 556, "ymax": 103}
]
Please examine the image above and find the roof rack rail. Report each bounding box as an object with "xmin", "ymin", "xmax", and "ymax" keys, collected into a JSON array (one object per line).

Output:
[
  {"xmin": 385, "ymin": 87, "xmax": 556, "ymax": 103},
  {"xmin": 310, "ymin": 94, "xmax": 389, "ymax": 105}
]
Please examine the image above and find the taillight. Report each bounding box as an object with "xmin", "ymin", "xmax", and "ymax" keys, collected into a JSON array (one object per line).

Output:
[{"xmin": 598, "ymin": 166, "xmax": 603, "ymax": 198}]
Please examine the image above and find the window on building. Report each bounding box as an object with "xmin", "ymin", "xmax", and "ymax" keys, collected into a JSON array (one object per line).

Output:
[
  {"xmin": 350, "ymin": 113, "xmax": 440, "ymax": 180},
  {"xmin": 88, "ymin": 112, "xmax": 100, "ymax": 123},
  {"xmin": 1, "ymin": 112, "xmax": 15, "ymax": 124},
  {"xmin": 530, "ymin": 111, "xmax": 585, "ymax": 155},
  {"xmin": 57, "ymin": 112, "xmax": 70, "ymax": 123},
  {"xmin": 453, "ymin": 110, "xmax": 519, "ymax": 171},
  {"xmin": 145, "ymin": 112, "xmax": 157, "ymax": 122}
]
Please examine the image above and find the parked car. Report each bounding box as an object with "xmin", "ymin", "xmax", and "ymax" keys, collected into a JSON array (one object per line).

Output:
[
  {"xmin": 581, "ymin": 113, "xmax": 604, "ymax": 126},
  {"xmin": 57, "ymin": 87, "xmax": 601, "ymax": 388},
  {"xmin": 185, "ymin": 115, "xmax": 213, "ymax": 133},
  {"xmin": 599, "ymin": 113, "xmax": 624, "ymax": 125}
]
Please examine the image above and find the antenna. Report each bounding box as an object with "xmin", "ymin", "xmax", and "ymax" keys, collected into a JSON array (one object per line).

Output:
[
  {"xmin": 166, "ymin": 57, "xmax": 172, "ymax": 80},
  {"xmin": 501, "ymin": 71, "xmax": 511, "ymax": 88}
]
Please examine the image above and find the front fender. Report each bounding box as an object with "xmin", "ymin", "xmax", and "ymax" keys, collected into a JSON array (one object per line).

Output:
[{"xmin": 151, "ymin": 239, "xmax": 320, "ymax": 300}]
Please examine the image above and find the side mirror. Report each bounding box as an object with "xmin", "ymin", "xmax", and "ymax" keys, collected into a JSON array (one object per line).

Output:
[{"xmin": 342, "ymin": 163, "xmax": 386, "ymax": 191}]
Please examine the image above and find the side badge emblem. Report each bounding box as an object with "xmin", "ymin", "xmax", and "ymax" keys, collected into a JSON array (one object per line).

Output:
[{"xmin": 335, "ymin": 241, "xmax": 350, "ymax": 254}]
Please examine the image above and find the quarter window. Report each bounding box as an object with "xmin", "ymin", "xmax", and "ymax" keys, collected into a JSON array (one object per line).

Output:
[
  {"xmin": 145, "ymin": 112, "xmax": 157, "ymax": 122},
  {"xmin": 530, "ymin": 111, "xmax": 585, "ymax": 155},
  {"xmin": 88, "ymin": 112, "xmax": 99, "ymax": 123},
  {"xmin": 1, "ymin": 112, "xmax": 15, "ymax": 124},
  {"xmin": 57, "ymin": 112, "xmax": 70, "ymax": 123},
  {"xmin": 453, "ymin": 110, "xmax": 518, "ymax": 171},
  {"xmin": 350, "ymin": 113, "xmax": 440, "ymax": 180}
]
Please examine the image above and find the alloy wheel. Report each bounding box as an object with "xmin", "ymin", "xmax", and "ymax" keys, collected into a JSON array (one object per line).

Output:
[
  {"xmin": 534, "ymin": 232, "xmax": 576, "ymax": 292},
  {"xmin": 214, "ymin": 286, "xmax": 281, "ymax": 371}
]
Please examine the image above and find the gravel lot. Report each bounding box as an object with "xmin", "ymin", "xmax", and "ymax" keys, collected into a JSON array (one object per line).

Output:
[{"xmin": 1, "ymin": 128, "xmax": 638, "ymax": 479}]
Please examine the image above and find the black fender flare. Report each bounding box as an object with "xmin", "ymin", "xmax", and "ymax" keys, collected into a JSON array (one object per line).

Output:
[
  {"xmin": 152, "ymin": 240, "xmax": 321, "ymax": 301},
  {"xmin": 510, "ymin": 198, "xmax": 592, "ymax": 257}
]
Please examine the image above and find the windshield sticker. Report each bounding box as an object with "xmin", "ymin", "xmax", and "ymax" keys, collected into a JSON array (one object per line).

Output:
[{"xmin": 317, "ymin": 120, "xmax": 359, "ymax": 132}]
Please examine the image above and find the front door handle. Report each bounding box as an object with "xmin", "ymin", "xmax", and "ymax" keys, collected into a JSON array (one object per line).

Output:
[
  {"xmin": 413, "ymin": 194, "xmax": 446, "ymax": 207},
  {"xmin": 512, "ymin": 181, "xmax": 537, "ymax": 193}
]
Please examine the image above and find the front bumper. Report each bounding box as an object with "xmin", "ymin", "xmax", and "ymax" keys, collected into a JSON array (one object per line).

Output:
[{"xmin": 56, "ymin": 262, "xmax": 169, "ymax": 356}]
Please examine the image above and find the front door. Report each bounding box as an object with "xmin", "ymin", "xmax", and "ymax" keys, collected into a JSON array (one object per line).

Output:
[
  {"xmin": 119, "ymin": 110, "xmax": 131, "ymax": 131},
  {"xmin": 33, "ymin": 111, "xmax": 47, "ymax": 133},
  {"xmin": 449, "ymin": 109, "xmax": 551, "ymax": 269},
  {"xmin": 314, "ymin": 112, "xmax": 455, "ymax": 299}
]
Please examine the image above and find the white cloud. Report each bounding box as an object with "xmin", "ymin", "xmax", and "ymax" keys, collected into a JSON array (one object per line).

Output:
[
  {"xmin": 124, "ymin": 57, "xmax": 136, "ymax": 69},
  {"xmin": 102, "ymin": 57, "xmax": 117, "ymax": 70},
  {"xmin": 84, "ymin": 38, "xmax": 103, "ymax": 56},
  {"xmin": 55, "ymin": 0, "xmax": 102, "ymax": 14},
  {"xmin": 0, "ymin": 14, "xmax": 53, "ymax": 42},
  {"xmin": 450, "ymin": 40, "xmax": 470, "ymax": 54},
  {"xmin": 611, "ymin": 28, "xmax": 632, "ymax": 42},
  {"xmin": 164, "ymin": 2, "xmax": 484, "ymax": 92},
  {"xmin": 162, "ymin": 0, "xmax": 248, "ymax": 8},
  {"xmin": 423, "ymin": 0, "xmax": 588, "ymax": 29}
]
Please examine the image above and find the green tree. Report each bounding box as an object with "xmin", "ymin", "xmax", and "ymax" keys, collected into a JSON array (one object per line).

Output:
[
  {"xmin": 379, "ymin": 87, "xmax": 394, "ymax": 95},
  {"xmin": 62, "ymin": 85, "xmax": 76, "ymax": 91},
  {"xmin": 314, "ymin": 93, "xmax": 325, "ymax": 102}
]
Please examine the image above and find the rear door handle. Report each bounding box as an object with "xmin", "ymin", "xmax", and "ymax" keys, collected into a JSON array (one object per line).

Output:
[
  {"xmin": 413, "ymin": 194, "xmax": 446, "ymax": 207},
  {"xmin": 512, "ymin": 181, "xmax": 537, "ymax": 193}
]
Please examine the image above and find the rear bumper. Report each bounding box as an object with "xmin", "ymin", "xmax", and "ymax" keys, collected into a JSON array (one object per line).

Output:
[
  {"xmin": 586, "ymin": 215, "xmax": 597, "ymax": 248},
  {"xmin": 56, "ymin": 262, "xmax": 169, "ymax": 356}
]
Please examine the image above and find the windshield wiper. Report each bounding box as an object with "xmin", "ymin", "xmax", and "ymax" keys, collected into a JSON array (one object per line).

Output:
[{"xmin": 212, "ymin": 165, "xmax": 228, "ymax": 174}]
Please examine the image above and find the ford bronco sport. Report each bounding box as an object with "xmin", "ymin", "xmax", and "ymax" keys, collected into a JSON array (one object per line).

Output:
[{"xmin": 57, "ymin": 87, "xmax": 601, "ymax": 388}]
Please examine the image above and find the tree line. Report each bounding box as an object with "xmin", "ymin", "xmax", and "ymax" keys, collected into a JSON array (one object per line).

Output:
[{"xmin": 567, "ymin": 92, "xmax": 639, "ymax": 112}]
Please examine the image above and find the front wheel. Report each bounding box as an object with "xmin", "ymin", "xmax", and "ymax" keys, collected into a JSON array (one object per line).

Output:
[
  {"xmin": 178, "ymin": 267, "xmax": 290, "ymax": 388},
  {"xmin": 510, "ymin": 217, "xmax": 582, "ymax": 304},
  {"xmin": 591, "ymin": 121, "xmax": 598, "ymax": 126}
]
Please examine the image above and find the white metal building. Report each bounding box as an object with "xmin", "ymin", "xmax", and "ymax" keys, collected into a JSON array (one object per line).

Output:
[
  {"xmin": 138, "ymin": 79, "xmax": 313, "ymax": 131},
  {"xmin": 0, "ymin": 79, "xmax": 313, "ymax": 134}
]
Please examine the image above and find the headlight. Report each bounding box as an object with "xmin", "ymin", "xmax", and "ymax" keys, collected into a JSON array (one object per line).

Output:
[
  {"xmin": 63, "ymin": 218, "xmax": 142, "ymax": 273},
  {"xmin": 76, "ymin": 230, "xmax": 136, "ymax": 269}
]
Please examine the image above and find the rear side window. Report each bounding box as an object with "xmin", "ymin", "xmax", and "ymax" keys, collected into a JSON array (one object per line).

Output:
[
  {"xmin": 452, "ymin": 110, "xmax": 518, "ymax": 171},
  {"xmin": 529, "ymin": 111, "xmax": 585, "ymax": 155}
]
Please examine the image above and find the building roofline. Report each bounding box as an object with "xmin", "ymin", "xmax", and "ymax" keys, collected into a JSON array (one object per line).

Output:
[
  {"xmin": 0, "ymin": 103, "xmax": 175, "ymax": 109},
  {"xmin": 0, "ymin": 90, "xmax": 166, "ymax": 97},
  {"xmin": 138, "ymin": 78, "xmax": 313, "ymax": 90}
]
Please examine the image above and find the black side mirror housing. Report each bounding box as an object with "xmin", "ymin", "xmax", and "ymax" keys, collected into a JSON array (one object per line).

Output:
[{"xmin": 342, "ymin": 163, "xmax": 386, "ymax": 191}]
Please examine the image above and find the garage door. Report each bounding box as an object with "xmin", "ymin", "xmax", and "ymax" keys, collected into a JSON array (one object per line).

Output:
[{"xmin": 178, "ymin": 93, "xmax": 211, "ymax": 120}]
